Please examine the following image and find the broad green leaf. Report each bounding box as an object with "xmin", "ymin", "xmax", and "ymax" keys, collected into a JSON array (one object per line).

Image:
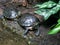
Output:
[
  {"xmin": 34, "ymin": 4, "xmax": 60, "ymax": 20},
  {"xmin": 34, "ymin": 9, "xmax": 50, "ymax": 20},
  {"xmin": 49, "ymin": 4, "xmax": 60, "ymax": 14},
  {"xmin": 58, "ymin": 0, "xmax": 60, "ymax": 4},
  {"xmin": 48, "ymin": 19, "xmax": 60, "ymax": 35},
  {"xmin": 34, "ymin": 0, "xmax": 60, "ymax": 35},
  {"xmin": 48, "ymin": 26, "xmax": 60, "ymax": 34},
  {"xmin": 57, "ymin": 19, "xmax": 60, "ymax": 24},
  {"xmin": 34, "ymin": 1, "xmax": 57, "ymax": 8}
]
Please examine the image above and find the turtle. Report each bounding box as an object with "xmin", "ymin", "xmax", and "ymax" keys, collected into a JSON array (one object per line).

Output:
[
  {"xmin": 17, "ymin": 13, "xmax": 41, "ymax": 37},
  {"xmin": 0, "ymin": 0, "xmax": 12, "ymax": 4},
  {"xmin": 0, "ymin": 6, "xmax": 20, "ymax": 21}
]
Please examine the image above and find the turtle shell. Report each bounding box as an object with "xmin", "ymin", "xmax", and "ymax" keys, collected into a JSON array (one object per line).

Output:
[
  {"xmin": 17, "ymin": 13, "xmax": 40, "ymax": 27},
  {"xmin": 3, "ymin": 7, "xmax": 19, "ymax": 20},
  {"xmin": 0, "ymin": 0, "xmax": 12, "ymax": 4}
]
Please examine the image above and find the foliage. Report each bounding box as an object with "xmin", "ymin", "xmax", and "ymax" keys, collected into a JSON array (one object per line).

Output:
[
  {"xmin": 48, "ymin": 19, "xmax": 60, "ymax": 34},
  {"xmin": 34, "ymin": 0, "xmax": 60, "ymax": 34},
  {"xmin": 34, "ymin": 1, "xmax": 60, "ymax": 20},
  {"xmin": 34, "ymin": 1, "xmax": 57, "ymax": 8}
]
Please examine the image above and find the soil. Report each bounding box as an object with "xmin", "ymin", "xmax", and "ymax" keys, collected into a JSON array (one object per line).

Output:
[{"xmin": 0, "ymin": 2, "xmax": 60, "ymax": 45}]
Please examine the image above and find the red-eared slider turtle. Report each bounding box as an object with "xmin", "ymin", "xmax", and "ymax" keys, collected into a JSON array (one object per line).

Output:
[
  {"xmin": 0, "ymin": 7, "xmax": 20, "ymax": 20},
  {"xmin": 0, "ymin": 0, "xmax": 12, "ymax": 4},
  {"xmin": 17, "ymin": 13, "xmax": 41, "ymax": 37},
  {"xmin": 3, "ymin": 7, "xmax": 20, "ymax": 20}
]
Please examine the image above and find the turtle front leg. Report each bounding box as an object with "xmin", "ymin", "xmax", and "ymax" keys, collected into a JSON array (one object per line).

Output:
[
  {"xmin": 22, "ymin": 28, "xmax": 29, "ymax": 38},
  {"xmin": 34, "ymin": 28, "xmax": 40, "ymax": 36}
]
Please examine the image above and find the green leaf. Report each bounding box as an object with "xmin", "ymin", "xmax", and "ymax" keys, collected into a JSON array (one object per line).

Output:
[
  {"xmin": 34, "ymin": 4, "xmax": 60, "ymax": 20},
  {"xmin": 48, "ymin": 26, "xmax": 60, "ymax": 34},
  {"xmin": 57, "ymin": 19, "xmax": 60, "ymax": 24},
  {"xmin": 34, "ymin": 9, "xmax": 50, "ymax": 20},
  {"xmin": 48, "ymin": 18, "xmax": 60, "ymax": 35},
  {"xmin": 34, "ymin": 0, "xmax": 60, "ymax": 35},
  {"xmin": 34, "ymin": 1, "xmax": 57, "ymax": 8}
]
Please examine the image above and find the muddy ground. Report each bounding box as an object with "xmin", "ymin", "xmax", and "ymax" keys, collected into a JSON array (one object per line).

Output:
[{"xmin": 0, "ymin": 4, "xmax": 60, "ymax": 45}]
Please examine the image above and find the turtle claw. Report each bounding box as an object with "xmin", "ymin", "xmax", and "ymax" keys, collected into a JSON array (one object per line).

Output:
[
  {"xmin": 35, "ymin": 29, "xmax": 40, "ymax": 36},
  {"xmin": 22, "ymin": 29, "xmax": 29, "ymax": 38},
  {"xmin": 22, "ymin": 34, "xmax": 27, "ymax": 38}
]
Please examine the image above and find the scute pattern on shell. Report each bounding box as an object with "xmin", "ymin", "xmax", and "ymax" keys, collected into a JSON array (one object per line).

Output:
[
  {"xmin": 3, "ymin": 7, "xmax": 19, "ymax": 19},
  {"xmin": 18, "ymin": 13, "xmax": 40, "ymax": 27},
  {"xmin": 0, "ymin": 0, "xmax": 11, "ymax": 3}
]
